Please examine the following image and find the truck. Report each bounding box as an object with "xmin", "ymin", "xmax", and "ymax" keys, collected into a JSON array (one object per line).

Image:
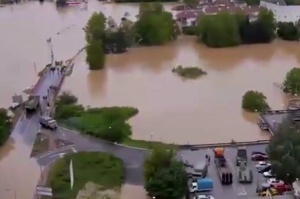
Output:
[
  {"xmin": 24, "ymin": 95, "xmax": 40, "ymax": 111},
  {"xmin": 189, "ymin": 178, "xmax": 213, "ymax": 193},
  {"xmin": 237, "ymin": 160, "xmax": 253, "ymax": 183},
  {"xmin": 214, "ymin": 148, "xmax": 233, "ymax": 185},
  {"xmin": 192, "ymin": 161, "xmax": 208, "ymax": 178},
  {"xmin": 39, "ymin": 116, "xmax": 57, "ymax": 130},
  {"xmin": 236, "ymin": 146, "xmax": 248, "ymax": 166}
]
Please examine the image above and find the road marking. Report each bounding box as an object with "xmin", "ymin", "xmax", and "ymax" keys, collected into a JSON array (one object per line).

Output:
[
  {"xmin": 24, "ymin": 115, "xmax": 33, "ymax": 132},
  {"xmin": 237, "ymin": 187, "xmax": 247, "ymax": 196},
  {"xmin": 50, "ymin": 152, "xmax": 66, "ymax": 158},
  {"xmin": 35, "ymin": 145, "xmax": 75, "ymax": 159},
  {"xmin": 72, "ymin": 148, "xmax": 77, "ymax": 153}
]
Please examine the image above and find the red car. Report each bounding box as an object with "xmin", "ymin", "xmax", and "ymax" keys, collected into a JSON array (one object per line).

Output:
[
  {"xmin": 273, "ymin": 184, "xmax": 291, "ymax": 194},
  {"xmin": 251, "ymin": 151, "xmax": 268, "ymax": 161}
]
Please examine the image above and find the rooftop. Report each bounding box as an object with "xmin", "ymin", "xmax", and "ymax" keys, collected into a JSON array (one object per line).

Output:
[
  {"xmin": 262, "ymin": 0, "xmax": 287, "ymax": 5},
  {"xmin": 175, "ymin": 5, "xmax": 261, "ymax": 20}
]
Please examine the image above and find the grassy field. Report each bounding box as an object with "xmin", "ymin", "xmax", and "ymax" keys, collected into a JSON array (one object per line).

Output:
[{"xmin": 45, "ymin": 152, "xmax": 124, "ymax": 199}]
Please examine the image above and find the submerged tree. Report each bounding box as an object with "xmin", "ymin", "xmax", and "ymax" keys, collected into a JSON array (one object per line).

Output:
[
  {"xmin": 277, "ymin": 22, "xmax": 300, "ymax": 41},
  {"xmin": 86, "ymin": 39, "xmax": 105, "ymax": 70},
  {"xmin": 85, "ymin": 12, "xmax": 107, "ymax": 70},
  {"xmin": 283, "ymin": 67, "xmax": 300, "ymax": 95},
  {"xmin": 242, "ymin": 90, "xmax": 269, "ymax": 112},
  {"xmin": 135, "ymin": 2, "xmax": 178, "ymax": 45},
  {"xmin": 198, "ymin": 12, "xmax": 241, "ymax": 48}
]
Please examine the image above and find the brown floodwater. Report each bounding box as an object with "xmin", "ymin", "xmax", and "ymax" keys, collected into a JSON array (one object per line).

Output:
[
  {"xmin": 64, "ymin": 37, "xmax": 300, "ymax": 145},
  {"xmin": 1, "ymin": 1, "xmax": 300, "ymax": 198}
]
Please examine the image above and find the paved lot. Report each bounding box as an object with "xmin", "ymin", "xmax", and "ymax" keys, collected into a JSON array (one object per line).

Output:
[{"xmin": 178, "ymin": 144, "xmax": 268, "ymax": 199}]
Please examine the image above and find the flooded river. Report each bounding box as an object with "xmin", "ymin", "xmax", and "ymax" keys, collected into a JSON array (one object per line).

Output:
[
  {"xmin": 0, "ymin": 1, "xmax": 300, "ymax": 198},
  {"xmin": 65, "ymin": 38, "xmax": 300, "ymax": 145}
]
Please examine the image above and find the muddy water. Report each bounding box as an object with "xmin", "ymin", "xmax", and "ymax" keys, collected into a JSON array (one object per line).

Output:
[
  {"xmin": 1, "ymin": 1, "xmax": 300, "ymax": 199},
  {"xmin": 0, "ymin": 1, "xmax": 176, "ymax": 199},
  {"xmin": 64, "ymin": 37, "xmax": 300, "ymax": 144}
]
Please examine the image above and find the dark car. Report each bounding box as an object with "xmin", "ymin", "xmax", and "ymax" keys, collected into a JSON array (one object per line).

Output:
[
  {"xmin": 251, "ymin": 151, "xmax": 268, "ymax": 161},
  {"xmin": 258, "ymin": 164, "xmax": 271, "ymax": 173}
]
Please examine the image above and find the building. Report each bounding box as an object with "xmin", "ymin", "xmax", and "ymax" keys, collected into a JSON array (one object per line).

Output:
[
  {"xmin": 260, "ymin": 0, "xmax": 300, "ymax": 23},
  {"xmin": 175, "ymin": 5, "xmax": 261, "ymax": 27}
]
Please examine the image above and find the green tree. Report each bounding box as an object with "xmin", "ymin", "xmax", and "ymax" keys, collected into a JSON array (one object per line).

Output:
[
  {"xmin": 135, "ymin": 2, "xmax": 178, "ymax": 45},
  {"xmin": 56, "ymin": 0, "xmax": 67, "ymax": 6},
  {"xmin": 244, "ymin": 0, "xmax": 260, "ymax": 5},
  {"xmin": 104, "ymin": 29, "xmax": 129, "ymax": 53},
  {"xmin": 285, "ymin": 0, "xmax": 300, "ymax": 5},
  {"xmin": 86, "ymin": 39, "xmax": 105, "ymax": 70},
  {"xmin": 85, "ymin": 12, "xmax": 106, "ymax": 43},
  {"xmin": 267, "ymin": 119, "xmax": 300, "ymax": 183},
  {"xmin": 242, "ymin": 90, "xmax": 269, "ymax": 112},
  {"xmin": 144, "ymin": 148, "xmax": 187, "ymax": 199},
  {"xmin": 85, "ymin": 12, "xmax": 107, "ymax": 70},
  {"xmin": 0, "ymin": 108, "xmax": 11, "ymax": 146},
  {"xmin": 183, "ymin": 0, "xmax": 198, "ymax": 6},
  {"xmin": 257, "ymin": 9, "xmax": 276, "ymax": 42},
  {"xmin": 145, "ymin": 161, "xmax": 187, "ymax": 199},
  {"xmin": 198, "ymin": 12, "xmax": 241, "ymax": 48},
  {"xmin": 277, "ymin": 22, "xmax": 300, "ymax": 41},
  {"xmin": 56, "ymin": 91, "xmax": 78, "ymax": 107},
  {"xmin": 283, "ymin": 67, "xmax": 300, "ymax": 95}
]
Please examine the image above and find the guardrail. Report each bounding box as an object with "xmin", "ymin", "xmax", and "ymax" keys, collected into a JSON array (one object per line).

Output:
[{"xmin": 179, "ymin": 140, "xmax": 270, "ymax": 150}]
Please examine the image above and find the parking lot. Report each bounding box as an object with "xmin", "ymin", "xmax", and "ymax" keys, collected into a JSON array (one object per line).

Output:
[{"xmin": 178, "ymin": 144, "xmax": 268, "ymax": 199}]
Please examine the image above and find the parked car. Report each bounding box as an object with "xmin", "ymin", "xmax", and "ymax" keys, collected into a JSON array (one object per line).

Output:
[
  {"xmin": 251, "ymin": 151, "xmax": 268, "ymax": 161},
  {"xmin": 194, "ymin": 195, "xmax": 215, "ymax": 199},
  {"xmin": 256, "ymin": 161, "xmax": 271, "ymax": 170},
  {"xmin": 258, "ymin": 165, "xmax": 271, "ymax": 173},
  {"xmin": 273, "ymin": 184, "xmax": 291, "ymax": 194},
  {"xmin": 267, "ymin": 178, "xmax": 284, "ymax": 186},
  {"xmin": 264, "ymin": 171, "xmax": 275, "ymax": 178}
]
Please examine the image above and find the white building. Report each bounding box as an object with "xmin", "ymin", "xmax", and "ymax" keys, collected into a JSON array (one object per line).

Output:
[{"xmin": 260, "ymin": 0, "xmax": 300, "ymax": 23}]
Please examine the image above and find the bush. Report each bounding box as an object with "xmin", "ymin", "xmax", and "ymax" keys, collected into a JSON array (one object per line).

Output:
[
  {"xmin": 49, "ymin": 152, "xmax": 124, "ymax": 198},
  {"xmin": 277, "ymin": 22, "xmax": 300, "ymax": 41},
  {"xmin": 56, "ymin": 91, "xmax": 78, "ymax": 107},
  {"xmin": 55, "ymin": 92, "xmax": 139, "ymax": 143},
  {"xmin": 283, "ymin": 67, "xmax": 300, "ymax": 95},
  {"xmin": 172, "ymin": 65, "xmax": 207, "ymax": 79},
  {"xmin": 182, "ymin": 26, "xmax": 199, "ymax": 35},
  {"xmin": 55, "ymin": 104, "xmax": 84, "ymax": 120},
  {"xmin": 242, "ymin": 90, "xmax": 269, "ymax": 112},
  {"xmin": 0, "ymin": 108, "xmax": 12, "ymax": 146}
]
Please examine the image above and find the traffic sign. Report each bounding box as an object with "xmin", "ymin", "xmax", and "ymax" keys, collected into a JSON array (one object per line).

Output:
[{"xmin": 36, "ymin": 186, "xmax": 53, "ymax": 196}]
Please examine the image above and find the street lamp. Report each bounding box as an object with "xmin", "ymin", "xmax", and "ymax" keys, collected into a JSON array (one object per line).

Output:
[{"xmin": 149, "ymin": 133, "xmax": 153, "ymax": 149}]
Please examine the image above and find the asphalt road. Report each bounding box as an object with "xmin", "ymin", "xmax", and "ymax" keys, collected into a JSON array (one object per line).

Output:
[
  {"xmin": 178, "ymin": 144, "xmax": 268, "ymax": 199},
  {"xmin": 36, "ymin": 127, "xmax": 149, "ymax": 185},
  {"xmin": 12, "ymin": 69, "xmax": 63, "ymax": 146}
]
